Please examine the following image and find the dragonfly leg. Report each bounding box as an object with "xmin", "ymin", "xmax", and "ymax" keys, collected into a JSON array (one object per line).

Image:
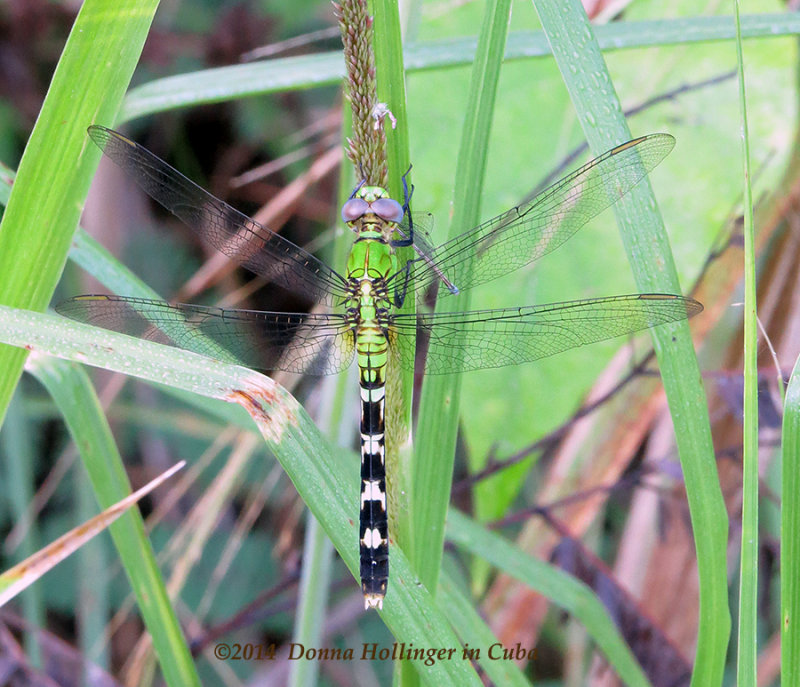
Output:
[
  {"xmin": 390, "ymin": 166, "xmax": 415, "ymax": 248},
  {"xmin": 348, "ymin": 175, "xmax": 367, "ymax": 200},
  {"xmin": 392, "ymin": 261, "xmax": 412, "ymax": 308},
  {"xmin": 401, "ymin": 164, "xmax": 414, "ymax": 216}
]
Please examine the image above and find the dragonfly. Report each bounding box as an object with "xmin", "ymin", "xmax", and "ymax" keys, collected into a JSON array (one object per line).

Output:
[{"xmin": 57, "ymin": 125, "xmax": 702, "ymax": 610}]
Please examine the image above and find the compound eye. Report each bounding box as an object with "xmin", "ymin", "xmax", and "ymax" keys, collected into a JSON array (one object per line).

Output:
[
  {"xmin": 370, "ymin": 197, "xmax": 404, "ymax": 223},
  {"xmin": 341, "ymin": 198, "xmax": 369, "ymax": 222}
]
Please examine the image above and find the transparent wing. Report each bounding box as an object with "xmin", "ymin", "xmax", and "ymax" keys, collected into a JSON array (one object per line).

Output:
[
  {"xmin": 387, "ymin": 135, "xmax": 675, "ymax": 298},
  {"xmin": 393, "ymin": 212, "xmax": 460, "ymax": 295},
  {"xmin": 88, "ymin": 126, "xmax": 349, "ymax": 306},
  {"xmin": 57, "ymin": 295, "xmax": 356, "ymax": 375},
  {"xmin": 388, "ymin": 294, "xmax": 701, "ymax": 374},
  {"xmin": 395, "ymin": 212, "xmax": 435, "ymax": 252}
]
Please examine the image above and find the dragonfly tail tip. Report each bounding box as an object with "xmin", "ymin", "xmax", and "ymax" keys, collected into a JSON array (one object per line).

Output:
[{"xmin": 364, "ymin": 594, "xmax": 384, "ymax": 610}]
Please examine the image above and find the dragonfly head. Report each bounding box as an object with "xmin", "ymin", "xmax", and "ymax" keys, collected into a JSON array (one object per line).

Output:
[{"xmin": 341, "ymin": 186, "xmax": 404, "ymax": 237}]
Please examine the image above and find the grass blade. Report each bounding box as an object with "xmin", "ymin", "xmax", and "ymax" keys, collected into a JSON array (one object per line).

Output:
[
  {"xmin": 25, "ymin": 354, "xmax": 200, "ymax": 687},
  {"xmin": 733, "ymin": 0, "xmax": 758, "ymax": 683},
  {"xmin": 531, "ymin": 2, "xmax": 729, "ymax": 683},
  {"xmin": 0, "ymin": 461, "xmax": 184, "ymax": 607},
  {"xmin": 289, "ymin": 514, "xmax": 334, "ymax": 687},
  {"xmin": 412, "ymin": 0, "xmax": 511, "ymax": 607},
  {"xmin": 438, "ymin": 576, "xmax": 532, "ymax": 687},
  {"xmin": 369, "ymin": 0, "xmax": 417, "ymax": 622},
  {"xmin": 0, "ymin": 305, "xmax": 484, "ymax": 685},
  {"xmin": 1, "ymin": 394, "xmax": 45, "ymax": 666},
  {"xmin": 117, "ymin": 14, "xmax": 800, "ymax": 123},
  {"xmin": 0, "ymin": 0, "xmax": 159, "ymax": 425},
  {"xmin": 782, "ymin": 355, "xmax": 800, "ymax": 684},
  {"xmin": 447, "ymin": 510, "xmax": 650, "ymax": 686}
]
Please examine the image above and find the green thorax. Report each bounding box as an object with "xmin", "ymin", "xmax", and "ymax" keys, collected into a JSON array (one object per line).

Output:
[
  {"xmin": 342, "ymin": 185, "xmax": 402, "ymax": 287},
  {"xmin": 345, "ymin": 238, "xmax": 397, "ymax": 285}
]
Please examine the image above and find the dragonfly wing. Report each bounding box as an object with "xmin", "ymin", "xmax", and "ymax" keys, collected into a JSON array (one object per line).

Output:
[
  {"xmin": 391, "ymin": 212, "xmax": 462, "ymax": 299},
  {"xmin": 87, "ymin": 126, "xmax": 349, "ymax": 306},
  {"xmin": 395, "ymin": 212, "xmax": 435, "ymax": 250},
  {"xmin": 57, "ymin": 295, "xmax": 355, "ymax": 375},
  {"xmin": 396, "ymin": 135, "xmax": 675, "ymax": 298},
  {"xmin": 389, "ymin": 294, "xmax": 701, "ymax": 374}
]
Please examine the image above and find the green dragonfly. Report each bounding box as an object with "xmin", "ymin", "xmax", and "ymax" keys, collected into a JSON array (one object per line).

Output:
[{"xmin": 57, "ymin": 126, "xmax": 702, "ymax": 610}]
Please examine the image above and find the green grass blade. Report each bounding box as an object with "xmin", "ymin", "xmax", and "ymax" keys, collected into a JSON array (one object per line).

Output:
[
  {"xmin": 1, "ymin": 394, "xmax": 45, "ymax": 666},
  {"xmin": 120, "ymin": 53, "xmax": 345, "ymax": 122},
  {"xmin": 0, "ymin": 166, "xmax": 158, "ymax": 300},
  {"xmin": 116, "ymin": 14, "xmax": 800, "ymax": 123},
  {"xmin": 446, "ymin": 510, "xmax": 651, "ymax": 686},
  {"xmin": 0, "ymin": 0, "xmax": 159, "ymax": 426},
  {"xmin": 287, "ymin": 314, "xmax": 351, "ymax": 684},
  {"xmin": 733, "ymin": 0, "xmax": 758, "ymax": 683},
  {"xmin": 70, "ymin": 228, "xmax": 163, "ymax": 300},
  {"xmin": 373, "ymin": 0, "xmax": 411, "ymax": 197},
  {"xmin": 412, "ymin": 0, "xmax": 511, "ymax": 605},
  {"xmin": 438, "ymin": 576, "xmax": 532, "ymax": 687},
  {"xmin": 0, "ymin": 168, "xmax": 157, "ymax": 302},
  {"xmin": 64, "ymin": 225, "xmax": 263, "ymax": 430},
  {"xmin": 77, "ymin": 460, "xmax": 111, "ymax": 673},
  {"xmin": 25, "ymin": 356, "xmax": 200, "ymax": 687},
  {"xmin": 0, "ymin": 305, "xmax": 484, "ymax": 685},
  {"xmin": 782, "ymin": 355, "xmax": 800, "ymax": 683},
  {"xmin": 370, "ymin": 2, "xmax": 418, "ymax": 636},
  {"xmin": 531, "ymin": 2, "xmax": 729, "ymax": 684},
  {"xmin": 289, "ymin": 514, "xmax": 333, "ymax": 687},
  {"xmin": 405, "ymin": 14, "xmax": 800, "ymax": 69}
]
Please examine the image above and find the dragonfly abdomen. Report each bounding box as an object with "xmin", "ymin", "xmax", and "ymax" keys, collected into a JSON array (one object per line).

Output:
[
  {"xmin": 345, "ymin": 229, "xmax": 397, "ymax": 609},
  {"xmin": 356, "ymin": 307, "xmax": 391, "ymax": 608},
  {"xmin": 359, "ymin": 360, "xmax": 388, "ymax": 609}
]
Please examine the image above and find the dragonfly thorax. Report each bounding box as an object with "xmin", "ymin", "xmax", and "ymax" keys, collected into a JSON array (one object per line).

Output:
[{"xmin": 346, "ymin": 235, "xmax": 397, "ymax": 281}]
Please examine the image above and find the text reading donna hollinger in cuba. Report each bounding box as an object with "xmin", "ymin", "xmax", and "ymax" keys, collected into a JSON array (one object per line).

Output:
[{"xmin": 214, "ymin": 641, "xmax": 538, "ymax": 666}]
